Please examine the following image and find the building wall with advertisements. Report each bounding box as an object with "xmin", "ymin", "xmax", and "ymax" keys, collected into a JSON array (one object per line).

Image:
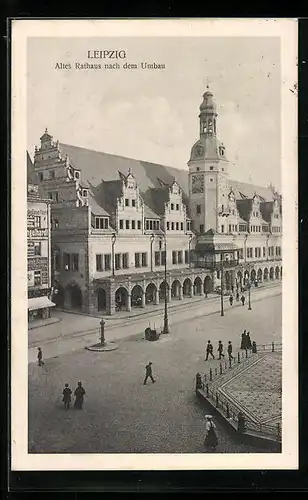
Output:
[{"xmin": 27, "ymin": 188, "xmax": 52, "ymax": 298}]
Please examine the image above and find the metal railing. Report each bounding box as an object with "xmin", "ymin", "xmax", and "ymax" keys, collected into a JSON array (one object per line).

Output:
[{"xmin": 195, "ymin": 342, "xmax": 282, "ymax": 441}]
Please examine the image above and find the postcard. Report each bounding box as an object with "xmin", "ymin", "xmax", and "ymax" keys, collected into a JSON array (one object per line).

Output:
[{"xmin": 11, "ymin": 18, "xmax": 298, "ymax": 471}]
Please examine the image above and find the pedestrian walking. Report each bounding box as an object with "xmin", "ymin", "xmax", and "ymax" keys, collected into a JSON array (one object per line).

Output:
[
  {"xmin": 229, "ymin": 295, "xmax": 234, "ymax": 306},
  {"xmin": 236, "ymin": 291, "xmax": 240, "ymax": 302},
  {"xmin": 74, "ymin": 381, "xmax": 86, "ymax": 409},
  {"xmin": 143, "ymin": 362, "xmax": 156, "ymax": 385},
  {"xmin": 252, "ymin": 341, "xmax": 257, "ymax": 353},
  {"xmin": 205, "ymin": 340, "xmax": 215, "ymax": 360},
  {"xmin": 204, "ymin": 289, "xmax": 208, "ymax": 299},
  {"xmin": 240, "ymin": 294, "xmax": 245, "ymax": 306},
  {"xmin": 62, "ymin": 383, "xmax": 72, "ymax": 411},
  {"xmin": 217, "ymin": 341, "xmax": 225, "ymax": 359},
  {"xmin": 246, "ymin": 332, "xmax": 252, "ymax": 350},
  {"xmin": 37, "ymin": 347, "xmax": 44, "ymax": 366},
  {"xmin": 204, "ymin": 415, "xmax": 218, "ymax": 451},
  {"xmin": 231, "ymin": 285, "xmax": 234, "ymax": 294},
  {"xmin": 227, "ymin": 341, "xmax": 234, "ymax": 360},
  {"xmin": 240, "ymin": 330, "xmax": 247, "ymax": 349}
]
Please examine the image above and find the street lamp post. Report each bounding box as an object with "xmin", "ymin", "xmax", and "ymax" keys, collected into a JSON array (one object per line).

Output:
[
  {"xmin": 111, "ymin": 232, "xmax": 116, "ymax": 277},
  {"xmin": 247, "ymin": 280, "xmax": 252, "ymax": 310},
  {"xmin": 162, "ymin": 235, "xmax": 169, "ymax": 334},
  {"xmin": 188, "ymin": 233, "xmax": 193, "ymax": 269},
  {"xmin": 220, "ymin": 260, "xmax": 224, "ymax": 317},
  {"xmin": 150, "ymin": 233, "xmax": 155, "ymax": 272}
]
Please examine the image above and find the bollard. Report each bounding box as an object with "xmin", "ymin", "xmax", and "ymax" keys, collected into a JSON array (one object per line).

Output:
[
  {"xmin": 195, "ymin": 372, "xmax": 202, "ymax": 392},
  {"xmin": 237, "ymin": 352, "xmax": 241, "ymax": 363},
  {"xmin": 220, "ymin": 363, "xmax": 223, "ymax": 375},
  {"xmin": 238, "ymin": 411, "xmax": 246, "ymax": 433},
  {"xmin": 206, "ymin": 383, "xmax": 209, "ymax": 397},
  {"xmin": 209, "ymin": 368, "xmax": 213, "ymax": 381},
  {"xmin": 226, "ymin": 403, "xmax": 230, "ymax": 418},
  {"xmin": 245, "ymin": 349, "xmax": 248, "ymax": 358},
  {"xmin": 272, "ymin": 342, "xmax": 275, "ymax": 352},
  {"xmin": 216, "ymin": 393, "xmax": 219, "ymax": 407}
]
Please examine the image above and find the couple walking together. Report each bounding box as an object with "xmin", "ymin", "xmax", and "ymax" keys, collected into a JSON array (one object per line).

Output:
[{"xmin": 62, "ymin": 381, "xmax": 86, "ymax": 410}]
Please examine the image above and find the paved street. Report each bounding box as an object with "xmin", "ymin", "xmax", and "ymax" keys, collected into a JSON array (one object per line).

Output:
[
  {"xmin": 29, "ymin": 290, "xmax": 281, "ymax": 454},
  {"xmin": 28, "ymin": 282, "xmax": 281, "ymax": 362}
]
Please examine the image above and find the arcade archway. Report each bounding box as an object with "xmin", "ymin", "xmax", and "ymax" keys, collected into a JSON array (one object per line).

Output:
[
  {"xmin": 145, "ymin": 283, "xmax": 156, "ymax": 304},
  {"xmin": 183, "ymin": 278, "xmax": 192, "ymax": 297},
  {"xmin": 115, "ymin": 287, "xmax": 129, "ymax": 311},
  {"xmin": 194, "ymin": 277, "xmax": 202, "ymax": 295},
  {"xmin": 131, "ymin": 284, "xmax": 143, "ymax": 308},
  {"xmin": 171, "ymin": 280, "xmax": 181, "ymax": 300}
]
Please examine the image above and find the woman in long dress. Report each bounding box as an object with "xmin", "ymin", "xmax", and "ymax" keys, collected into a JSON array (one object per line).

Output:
[
  {"xmin": 204, "ymin": 415, "xmax": 218, "ymax": 451},
  {"xmin": 74, "ymin": 381, "xmax": 86, "ymax": 409}
]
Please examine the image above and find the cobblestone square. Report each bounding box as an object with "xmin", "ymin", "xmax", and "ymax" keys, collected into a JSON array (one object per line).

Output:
[{"xmin": 28, "ymin": 293, "xmax": 281, "ymax": 454}]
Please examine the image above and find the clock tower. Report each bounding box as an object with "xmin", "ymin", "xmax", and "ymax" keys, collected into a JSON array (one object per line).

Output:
[{"xmin": 188, "ymin": 86, "xmax": 229, "ymax": 234}]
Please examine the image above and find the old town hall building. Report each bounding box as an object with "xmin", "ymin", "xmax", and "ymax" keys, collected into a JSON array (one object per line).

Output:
[{"xmin": 27, "ymin": 86, "xmax": 282, "ymax": 315}]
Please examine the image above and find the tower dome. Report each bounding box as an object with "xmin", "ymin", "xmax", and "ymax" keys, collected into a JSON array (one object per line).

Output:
[{"xmin": 199, "ymin": 89, "xmax": 217, "ymax": 113}]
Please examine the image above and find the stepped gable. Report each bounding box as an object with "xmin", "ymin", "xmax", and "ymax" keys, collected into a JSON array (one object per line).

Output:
[
  {"xmin": 229, "ymin": 179, "xmax": 274, "ymax": 202},
  {"xmin": 27, "ymin": 151, "xmax": 46, "ymax": 199}
]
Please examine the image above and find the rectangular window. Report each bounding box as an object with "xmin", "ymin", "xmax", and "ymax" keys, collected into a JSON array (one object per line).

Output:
[
  {"xmin": 119, "ymin": 219, "xmax": 124, "ymax": 229},
  {"xmin": 155, "ymin": 251, "xmax": 160, "ymax": 267},
  {"xmin": 135, "ymin": 252, "xmax": 140, "ymax": 268},
  {"xmin": 181, "ymin": 222, "xmax": 184, "ymax": 231},
  {"xmin": 48, "ymin": 192, "xmax": 53, "ymax": 200},
  {"xmin": 126, "ymin": 220, "xmax": 130, "ymax": 229},
  {"xmin": 146, "ymin": 220, "xmax": 149, "ymax": 230},
  {"xmin": 34, "ymin": 270, "xmax": 41, "ymax": 286},
  {"xmin": 55, "ymin": 252, "xmax": 61, "ymax": 271},
  {"xmin": 137, "ymin": 220, "xmax": 141, "ymax": 230},
  {"xmin": 99, "ymin": 218, "xmax": 104, "ymax": 229},
  {"xmin": 142, "ymin": 252, "xmax": 147, "ymax": 267},
  {"xmin": 49, "ymin": 170, "xmax": 55, "ymax": 180},
  {"xmin": 186, "ymin": 222, "xmax": 190, "ymax": 231},
  {"xmin": 171, "ymin": 222, "xmax": 174, "ymax": 230},
  {"xmin": 82, "ymin": 189, "xmax": 88, "ymax": 197},
  {"xmin": 104, "ymin": 254, "xmax": 111, "ymax": 271},
  {"xmin": 132, "ymin": 220, "xmax": 136, "ymax": 229},
  {"xmin": 167, "ymin": 222, "xmax": 170, "ymax": 230},
  {"xmin": 176, "ymin": 222, "xmax": 179, "ymax": 230},
  {"xmin": 54, "ymin": 219, "xmax": 59, "ymax": 229},
  {"xmin": 96, "ymin": 254, "xmax": 103, "ymax": 271},
  {"xmin": 185, "ymin": 250, "xmax": 189, "ymax": 264},
  {"xmin": 34, "ymin": 242, "xmax": 41, "ymax": 256},
  {"xmin": 63, "ymin": 252, "xmax": 70, "ymax": 270},
  {"xmin": 115, "ymin": 253, "xmax": 121, "ymax": 270},
  {"xmin": 221, "ymin": 225, "xmax": 224, "ymax": 233},
  {"xmin": 104, "ymin": 218, "xmax": 108, "ymax": 229},
  {"xmin": 132, "ymin": 199, "xmax": 136, "ymax": 207},
  {"xmin": 38, "ymin": 172, "xmax": 43, "ymax": 182},
  {"xmin": 172, "ymin": 251, "xmax": 177, "ymax": 264},
  {"xmin": 149, "ymin": 220, "xmax": 153, "ymax": 230},
  {"xmin": 255, "ymin": 247, "xmax": 258, "ymax": 258},
  {"xmin": 200, "ymin": 224, "xmax": 204, "ymax": 233},
  {"xmin": 171, "ymin": 203, "xmax": 174, "ymax": 210},
  {"xmin": 161, "ymin": 251, "xmax": 166, "ymax": 266},
  {"xmin": 263, "ymin": 247, "xmax": 266, "ymax": 257},
  {"xmin": 125, "ymin": 198, "xmax": 129, "ymax": 207},
  {"xmin": 196, "ymin": 205, "xmax": 201, "ymax": 215},
  {"xmin": 95, "ymin": 218, "xmax": 100, "ymax": 229},
  {"xmin": 176, "ymin": 204, "xmax": 179, "ymax": 210},
  {"xmin": 34, "ymin": 216, "xmax": 41, "ymax": 227},
  {"xmin": 229, "ymin": 224, "xmax": 232, "ymax": 233},
  {"xmin": 234, "ymin": 225, "xmax": 237, "ymax": 232},
  {"xmin": 178, "ymin": 251, "xmax": 183, "ymax": 264},
  {"xmin": 122, "ymin": 253, "xmax": 129, "ymax": 269},
  {"xmin": 72, "ymin": 253, "xmax": 79, "ymax": 271}
]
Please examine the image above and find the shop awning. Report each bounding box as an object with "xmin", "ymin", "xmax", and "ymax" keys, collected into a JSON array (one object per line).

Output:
[{"xmin": 28, "ymin": 296, "xmax": 56, "ymax": 311}]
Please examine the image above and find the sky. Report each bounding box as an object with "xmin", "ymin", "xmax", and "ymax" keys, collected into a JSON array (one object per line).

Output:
[{"xmin": 27, "ymin": 36, "xmax": 281, "ymax": 189}]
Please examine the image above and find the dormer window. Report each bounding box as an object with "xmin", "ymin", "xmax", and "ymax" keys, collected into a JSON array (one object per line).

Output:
[
  {"xmin": 210, "ymin": 166, "xmax": 214, "ymax": 171},
  {"xmin": 75, "ymin": 171, "xmax": 80, "ymax": 179},
  {"xmin": 95, "ymin": 217, "xmax": 108, "ymax": 229},
  {"xmin": 171, "ymin": 203, "xmax": 174, "ymax": 210},
  {"xmin": 132, "ymin": 199, "xmax": 136, "ymax": 207},
  {"xmin": 82, "ymin": 190, "xmax": 88, "ymax": 197},
  {"xmin": 125, "ymin": 198, "xmax": 129, "ymax": 207}
]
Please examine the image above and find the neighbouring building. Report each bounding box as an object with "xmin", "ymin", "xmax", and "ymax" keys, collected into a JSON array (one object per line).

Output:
[
  {"xmin": 27, "ymin": 86, "xmax": 282, "ymax": 315},
  {"xmin": 27, "ymin": 153, "xmax": 55, "ymax": 322}
]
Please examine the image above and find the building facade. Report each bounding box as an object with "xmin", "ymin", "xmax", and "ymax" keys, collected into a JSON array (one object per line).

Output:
[
  {"xmin": 27, "ymin": 87, "xmax": 282, "ymax": 315},
  {"xmin": 27, "ymin": 182, "xmax": 55, "ymax": 321}
]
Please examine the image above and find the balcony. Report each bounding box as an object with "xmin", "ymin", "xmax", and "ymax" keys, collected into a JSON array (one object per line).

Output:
[{"xmin": 194, "ymin": 260, "xmax": 239, "ymax": 270}]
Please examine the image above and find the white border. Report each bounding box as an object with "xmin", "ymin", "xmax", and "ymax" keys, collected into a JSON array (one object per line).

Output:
[{"xmin": 11, "ymin": 18, "xmax": 298, "ymax": 471}]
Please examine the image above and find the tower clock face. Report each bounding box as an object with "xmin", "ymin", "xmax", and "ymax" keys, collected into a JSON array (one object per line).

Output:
[{"xmin": 192, "ymin": 174, "xmax": 204, "ymax": 193}]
